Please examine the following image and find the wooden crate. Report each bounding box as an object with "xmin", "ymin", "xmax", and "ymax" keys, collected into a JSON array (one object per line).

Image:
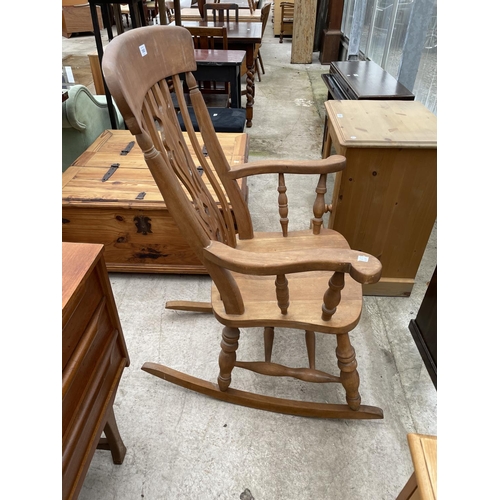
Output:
[
  {"xmin": 62, "ymin": 1, "xmax": 103, "ymax": 38},
  {"xmin": 62, "ymin": 130, "xmax": 249, "ymax": 274}
]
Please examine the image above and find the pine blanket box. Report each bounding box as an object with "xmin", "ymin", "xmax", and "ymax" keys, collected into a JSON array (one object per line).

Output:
[{"xmin": 62, "ymin": 129, "xmax": 249, "ymax": 274}]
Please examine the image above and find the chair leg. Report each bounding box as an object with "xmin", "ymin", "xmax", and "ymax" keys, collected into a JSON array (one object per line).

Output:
[
  {"xmin": 264, "ymin": 326, "xmax": 274, "ymax": 362},
  {"xmin": 336, "ymin": 333, "xmax": 361, "ymax": 411},
  {"xmin": 218, "ymin": 326, "xmax": 240, "ymax": 391},
  {"xmin": 305, "ymin": 330, "xmax": 316, "ymax": 369},
  {"xmin": 258, "ymin": 51, "xmax": 265, "ymax": 75}
]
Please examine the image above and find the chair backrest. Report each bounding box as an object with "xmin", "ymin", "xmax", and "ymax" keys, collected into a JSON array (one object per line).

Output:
[
  {"xmin": 185, "ymin": 25, "xmax": 228, "ymax": 49},
  {"xmin": 102, "ymin": 25, "xmax": 252, "ymax": 313},
  {"xmin": 246, "ymin": 0, "xmax": 255, "ymax": 15},
  {"xmin": 260, "ymin": 2, "xmax": 271, "ymax": 31},
  {"xmin": 203, "ymin": 2, "xmax": 239, "ymax": 22},
  {"xmin": 280, "ymin": 1, "xmax": 294, "ymax": 23}
]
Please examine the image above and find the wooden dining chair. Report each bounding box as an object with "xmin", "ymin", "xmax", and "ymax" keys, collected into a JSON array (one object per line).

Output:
[
  {"xmin": 102, "ymin": 25, "xmax": 384, "ymax": 420},
  {"xmin": 255, "ymin": 2, "xmax": 271, "ymax": 80},
  {"xmin": 203, "ymin": 2, "xmax": 239, "ymax": 22},
  {"xmin": 185, "ymin": 25, "xmax": 230, "ymax": 100},
  {"xmin": 279, "ymin": 1, "xmax": 294, "ymax": 43}
]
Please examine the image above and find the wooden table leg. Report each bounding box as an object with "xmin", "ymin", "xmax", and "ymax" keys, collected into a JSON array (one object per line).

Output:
[{"xmin": 244, "ymin": 45, "xmax": 256, "ymax": 127}]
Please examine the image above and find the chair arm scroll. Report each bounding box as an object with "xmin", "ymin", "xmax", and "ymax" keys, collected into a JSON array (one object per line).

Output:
[
  {"xmin": 227, "ymin": 155, "xmax": 346, "ymax": 179},
  {"xmin": 203, "ymin": 241, "xmax": 382, "ymax": 285}
]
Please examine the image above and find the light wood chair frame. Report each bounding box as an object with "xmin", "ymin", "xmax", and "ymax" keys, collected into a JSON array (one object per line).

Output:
[
  {"xmin": 102, "ymin": 25, "xmax": 384, "ymax": 420},
  {"xmin": 279, "ymin": 1, "xmax": 294, "ymax": 43}
]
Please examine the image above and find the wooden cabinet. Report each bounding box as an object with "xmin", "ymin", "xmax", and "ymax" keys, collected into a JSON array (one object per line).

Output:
[
  {"xmin": 62, "ymin": 130, "xmax": 249, "ymax": 274},
  {"xmin": 396, "ymin": 434, "xmax": 437, "ymax": 500},
  {"xmin": 323, "ymin": 100, "xmax": 437, "ymax": 297},
  {"xmin": 62, "ymin": 0, "xmax": 103, "ymax": 38},
  {"xmin": 62, "ymin": 242, "xmax": 129, "ymax": 500},
  {"xmin": 409, "ymin": 267, "xmax": 437, "ymax": 387},
  {"xmin": 322, "ymin": 61, "xmax": 414, "ymax": 102}
]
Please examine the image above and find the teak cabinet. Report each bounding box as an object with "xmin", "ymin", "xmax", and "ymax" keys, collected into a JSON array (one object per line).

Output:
[
  {"xmin": 62, "ymin": 242, "xmax": 129, "ymax": 500},
  {"xmin": 323, "ymin": 100, "xmax": 437, "ymax": 297}
]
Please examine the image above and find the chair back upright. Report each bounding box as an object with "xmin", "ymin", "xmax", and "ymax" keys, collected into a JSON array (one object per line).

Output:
[
  {"xmin": 204, "ymin": 2, "xmax": 239, "ymax": 22},
  {"xmin": 260, "ymin": 1, "xmax": 271, "ymax": 30},
  {"xmin": 102, "ymin": 25, "xmax": 252, "ymax": 313}
]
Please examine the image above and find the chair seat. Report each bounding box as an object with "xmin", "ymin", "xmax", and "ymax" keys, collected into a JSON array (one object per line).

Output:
[
  {"xmin": 178, "ymin": 107, "xmax": 246, "ymax": 132},
  {"xmin": 211, "ymin": 229, "xmax": 364, "ymax": 333}
]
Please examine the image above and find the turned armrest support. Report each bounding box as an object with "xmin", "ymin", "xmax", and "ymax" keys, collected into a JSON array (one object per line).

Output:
[
  {"xmin": 203, "ymin": 241, "xmax": 382, "ymax": 285},
  {"xmin": 227, "ymin": 155, "xmax": 346, "ymax": 179}
]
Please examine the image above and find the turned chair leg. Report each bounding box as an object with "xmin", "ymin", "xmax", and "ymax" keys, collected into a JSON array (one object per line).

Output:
[
  {"xmin": 218, "ymin": 326, "xmax": 240, "ymax": 391},
  {"xmin": 336, "ymin": 333, "xmax": 361, "ymax": 411}
]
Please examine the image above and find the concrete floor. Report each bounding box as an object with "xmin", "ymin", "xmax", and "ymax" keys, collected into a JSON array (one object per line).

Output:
[{"xmin": 62, "ymin": 15, "xmax": 437, "ymax": 500}]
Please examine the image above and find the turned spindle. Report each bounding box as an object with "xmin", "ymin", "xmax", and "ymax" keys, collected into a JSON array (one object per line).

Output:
[
  {"xmin": 218, "ymin": 326, "xmax": 240, "ymax": 391},
  {"xmin": 321, "ymin": 272, "xmax": 344, "ymax": 321},
  {"xmin": 275, "ymin": 274, "xmax": 289, "ymax": 314},
  {"xmin": 336, "ymin": 333, "xmax": 361, "ymax": 411},
  {"xmin": 277, "ymin": 173, "xmax": 289, "ymax": 236},
  {"xmin": 312, "ymin": 174, "xmax": 327, "ymax": 235}
]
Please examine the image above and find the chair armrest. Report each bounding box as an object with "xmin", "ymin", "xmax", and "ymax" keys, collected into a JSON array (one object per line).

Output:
[
  {"xmin": 226, "ymin": 155, "xmax": 346, "ymax": 179},
  {"xmin": 203, "ymin": 241, "xmax": 382, "ymax": 285}
]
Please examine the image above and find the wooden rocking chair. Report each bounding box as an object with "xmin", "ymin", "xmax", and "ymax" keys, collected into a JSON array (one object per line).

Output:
[{"xmin": 102, "ymin": 25, "xmax": 383, "ymax": 420}]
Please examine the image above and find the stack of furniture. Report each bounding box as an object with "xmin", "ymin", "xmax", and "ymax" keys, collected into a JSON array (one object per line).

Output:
[
  {"xmin": 273, "ymin": 0, "xmax": 294, "ymax": 39},
  {"xmin": 279, "ymin": 1, "xmax": 294, "ymax": 42}
]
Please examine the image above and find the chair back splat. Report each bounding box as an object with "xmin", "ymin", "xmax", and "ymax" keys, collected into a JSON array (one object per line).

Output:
[
  {"xmin": 203, "ymin": 2, "xmax": 239, "ymax": 22},
  {"xmin": 102, "ymin": 25, "xmax": 385, "ymax": 420}
]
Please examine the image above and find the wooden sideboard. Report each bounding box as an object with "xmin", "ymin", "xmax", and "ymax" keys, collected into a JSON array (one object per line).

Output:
[
  {"xmin": 323, "ymin": 100, "xmax": 437, "ymax": 297},
  {"xmin": 62, "ymin": 242, "xmax": 130, "ymax": 500}
]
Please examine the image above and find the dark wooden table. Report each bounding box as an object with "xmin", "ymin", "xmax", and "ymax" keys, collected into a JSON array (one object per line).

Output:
[
  {"xmin": 182, "ymin": 20, "xmax": 262, "ymax": 127},
  {"xmin": 193, "ymin": 48, "xmax": 246, "ymax": 109}
]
